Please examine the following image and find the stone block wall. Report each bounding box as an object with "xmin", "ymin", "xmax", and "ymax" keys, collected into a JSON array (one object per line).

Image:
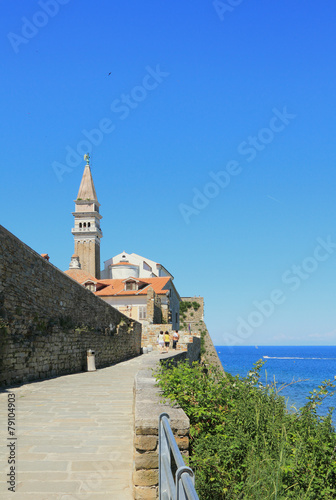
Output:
[
  {"xmin": 161, "ymin": 302, "xmax": 169, "ymax": 324},
  {"xmin": 133, "ymin": 366, "xmax": 190, "ymax": 500},
  {"xmin": 180, "ymin": 296, "xmax": 204, "ymax": 329},
  {"xmin": 160, "ymin": 337, "xmax": 201, "ymax": 365},
  {"xmin": 0, "ymin": 225, "xmax": 141, "ymax": 386},
  {"xmin": 141, "ymin": 324, "xmax": 173, "ymax": 349},
  {"xmin": 180, "ymin": 297, "xmax": 225, "ymax": 374},
  {"xmin": 146, "ymin": 287, "xmax": 162, "ymax": 324},
  {"xmin": 141, "ymin": 325, "xmax": 201, "ymax": 359}
]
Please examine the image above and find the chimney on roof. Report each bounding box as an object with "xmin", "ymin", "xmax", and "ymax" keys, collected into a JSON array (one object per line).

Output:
[{"xmin": 41, "ymin": 254, "xmax": 50, "ymax": 261}]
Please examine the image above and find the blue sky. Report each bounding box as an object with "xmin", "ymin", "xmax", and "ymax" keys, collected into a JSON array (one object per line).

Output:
[{"xmin": 1, "ymin": 0, "xmax": 336, "ymax": 346}]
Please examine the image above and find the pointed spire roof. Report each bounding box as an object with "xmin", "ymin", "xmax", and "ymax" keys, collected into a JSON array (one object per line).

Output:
[{"xmin": 76, "ymin": 154, "xmax": 98, "ymax": 201}]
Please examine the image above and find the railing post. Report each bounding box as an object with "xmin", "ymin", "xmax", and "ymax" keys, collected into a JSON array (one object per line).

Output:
[
  {"xmin": 159, "ymin": 412, "xmax": 170, "ymax": 499},
  {"xmin": 159, "ymin": 412, "xmax": 199, "ymax": 500},
  {"xmin": 176, "ymin": 467, "xmax": 195, "ymax": 500}
]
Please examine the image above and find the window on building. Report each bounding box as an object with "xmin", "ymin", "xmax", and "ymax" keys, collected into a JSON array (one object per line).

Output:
[
  {"xmin": 84, "ymin": 282, "xmax": 95, "ymax": 292},
  {"xmin": 83, "ymin": 223, "xmax": 86, "ymax": 228},
  {"xmin": 79, "ymin": 223, "xmax": 82, "ymax": 228},
  {"xmin": 139, "ymin": 306, "xmax": 147, "ymax": 320},
  {"xmin": 88, "ymin": 222, "xmax": 91, "ymax": 227},
  {"xmin": 126, "ymin": 282, "xmax": 137, "ymax": 291},
  {"xmin": 176, "ymin": 312, "xmax": 178, "ymax": 323}
]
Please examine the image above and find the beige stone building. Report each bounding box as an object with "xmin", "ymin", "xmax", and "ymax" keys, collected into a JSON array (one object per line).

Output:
[
  {"xmin": 65, "ymin": 268, "xmax": 180, "ymax": 330},
  {"xmin": 95, "ymin": 276, "xmax": 180, "ymax": 329}
]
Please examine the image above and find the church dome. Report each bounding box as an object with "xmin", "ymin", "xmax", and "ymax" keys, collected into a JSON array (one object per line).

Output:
[{"xmin": 111, "ymin": 261, "xmax": 139, "ymax": 279}]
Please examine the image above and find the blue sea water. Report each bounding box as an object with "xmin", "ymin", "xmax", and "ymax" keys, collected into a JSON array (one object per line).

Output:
[{"xmin": 215, "ymin": 346, "xmax": 336, "ymax": 423}]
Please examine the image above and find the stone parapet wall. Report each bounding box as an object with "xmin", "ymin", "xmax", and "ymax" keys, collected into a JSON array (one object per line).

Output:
[
  {"xmin": 133, "ymin": 356, "xmax": 191, "ymax": 499},
  {"xmin": 160, "ymin": 338, "xmax": 201, "ymax": 365},
  {"xmin": 0, "ymin": 225, "xmax": 141, "ymax": 386}
]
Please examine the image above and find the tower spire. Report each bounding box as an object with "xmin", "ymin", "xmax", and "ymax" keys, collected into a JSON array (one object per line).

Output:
[
  {"xmin": 71, "ymin": 154, "xmax": 102, "ymax": 278},
  {"xmin": 76, "ymin": 153, "xmax": 98, "ymax": 202}
]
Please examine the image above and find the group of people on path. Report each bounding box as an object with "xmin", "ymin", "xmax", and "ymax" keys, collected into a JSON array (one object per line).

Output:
[{"xmin": 157, "ymin": 330, "xmax": 180, "ymax": 353}]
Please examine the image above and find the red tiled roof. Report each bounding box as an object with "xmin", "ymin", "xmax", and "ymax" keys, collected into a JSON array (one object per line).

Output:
[
  {"xmin": 64, "ymin": 268, "xmax": 97, "ymax": 284},
  {"xmin": 64, "ymin": 271, "xmax": 171, "ymax": 297},
  {"xmin": 95, "ymin": 276, "xmax": 171, "ymax": 297}
]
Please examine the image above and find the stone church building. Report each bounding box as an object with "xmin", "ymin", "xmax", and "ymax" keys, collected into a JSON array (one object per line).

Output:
[{"xmin": 65, "ymin": 156, "xmax": 180, "ymax": 330}]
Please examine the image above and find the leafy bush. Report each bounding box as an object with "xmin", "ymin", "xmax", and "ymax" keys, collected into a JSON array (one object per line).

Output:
[
  {"xmin": 200, "ymin": 330, "xmax": 207, "ymax": 356},
  {"xmin": 180, "ymin": 301, "xmax": 192, "ymax": 314},
  {"xmin": 180, "ymin": 300, "xmax": 201, "ymax": 315},
  {"xmin": 155, "ymin": 360, "xmax": 336, "ymax": 499}
]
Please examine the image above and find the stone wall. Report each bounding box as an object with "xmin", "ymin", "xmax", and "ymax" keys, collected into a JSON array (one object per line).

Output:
[
  {"xmin": 141, "ymin": 324, "xmax": 173, "ymax": 349},
  {"xmin": 161, "ymin": 301, "xmax": 169, "ymax": 324},
  {"xmin": 133, "ymin": 362, "xmax": 189, "ymax": 499},
  {"xmin": 141, "ymin": 324, "xmax": 201, "ymax": 359},
  {"xmin": 180, "ymin": 296, "xmax": 225, "ymax": 374},
  {"xmin": 0, "ymin": 225, "xmax": 141, "ymax": 386},
  {"xmin": 146, "ymin": 287, "xmax": 162, "ymax": 324},
  {"xmin": 159, "ymin": 337, "xmax": 201, "ymax": 366},
  {"xmin": 180, "ymin": 296, "xmax": 204, "ymax": 329}
]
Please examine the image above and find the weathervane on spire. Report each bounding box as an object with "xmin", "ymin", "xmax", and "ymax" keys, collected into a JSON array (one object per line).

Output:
[{"xmin": 84, "ymin": 153, "xmax": 90, "ymax": 166}]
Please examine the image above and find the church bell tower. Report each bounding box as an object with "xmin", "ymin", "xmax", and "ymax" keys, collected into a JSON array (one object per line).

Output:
[{"xmin": 71, "ymin": 154, "xmax": 102, "ymax": 278}]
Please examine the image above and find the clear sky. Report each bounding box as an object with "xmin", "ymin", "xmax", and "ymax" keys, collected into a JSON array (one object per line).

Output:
[{"xmin": 1, "ymin": 0, "xmax": 336, "ymax": 346}]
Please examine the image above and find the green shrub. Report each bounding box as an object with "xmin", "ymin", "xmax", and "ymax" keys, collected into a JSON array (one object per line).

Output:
[
  {"xmin": 180, "ymin": 301, "xmax": 192, "ymax": 314},
  {"xmin": 200, "ymin": 330, "xmax": 206, "ymax": 356},
  {"xmin": 155, "ymin": 360, "xmax": 336, "ymax": 499}
]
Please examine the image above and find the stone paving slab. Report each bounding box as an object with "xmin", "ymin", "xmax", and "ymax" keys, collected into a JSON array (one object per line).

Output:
[{"xmin": 0, "ymin": 351, "xmax": 167, "ymax": 500}]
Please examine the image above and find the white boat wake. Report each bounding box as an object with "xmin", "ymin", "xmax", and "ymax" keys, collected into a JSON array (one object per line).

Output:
[{"xmin": 263, "ymin": 356, "xmax": 336, "ymax": 360}]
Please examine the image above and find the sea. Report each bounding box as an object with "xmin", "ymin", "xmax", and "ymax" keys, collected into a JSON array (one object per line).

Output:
[{"xmin": 215, "ymin": 346, "xmax": 336, "ymax": 424}]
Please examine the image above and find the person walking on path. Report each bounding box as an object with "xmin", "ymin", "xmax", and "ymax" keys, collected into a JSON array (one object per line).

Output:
[
  {"xmin": 173, "ymin": 330, "xmax": 180, "ymax": 349},
  {"xmin": 157, "ymin": 331, "xmax": 165, "ymax": 352},
  {"xmin": 164, "ymin": 331, "xmax": 170, "ymax": 351}
]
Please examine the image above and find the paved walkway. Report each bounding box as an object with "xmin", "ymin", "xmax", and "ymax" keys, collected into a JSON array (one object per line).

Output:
[{"xmin": 0, "ymin": 352, "xmax": 163, "ymax": 500}]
